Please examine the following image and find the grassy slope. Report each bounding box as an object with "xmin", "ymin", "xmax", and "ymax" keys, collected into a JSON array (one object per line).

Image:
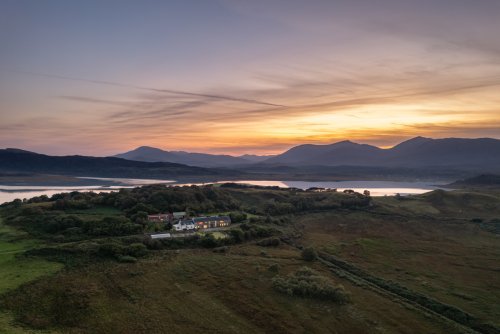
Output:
[
  {"xmin": 0, "ymin": 217, "xmax": 63, "ymax": 334},
  {"xmin": 1, "ymin": 188, "xmax": 499, "ymax": 333},
  {"xmin": 2, "ymin": 245, "xmax": 457, "ymax": 334},
  {"xmin": 300, "ymin": 191, "xmax": 500, "ymax": 327}
]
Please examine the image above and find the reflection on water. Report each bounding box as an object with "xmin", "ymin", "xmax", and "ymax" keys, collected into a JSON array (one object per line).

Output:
[
  {"xmin": 76, "ymin": 177, "xmax": 175, "ymax": 185},
  {"xmin": 0, "ymin": 189, "xmax": 117, "ymax": 204},
  {"xmin": 204, "ymin": 180, "xmax": 441, "ymax": 197},
  {"xmin": 229, "ymin": 180, "xmax": 440, "ymax": 196},
  {"xmin": 0, "ymin": 179, "xmax": 446, "ymax": 204}
]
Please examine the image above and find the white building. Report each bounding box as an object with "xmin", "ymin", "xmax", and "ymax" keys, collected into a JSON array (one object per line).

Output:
[{"xmin": 173, "ymin": 219, "xmax": 195, "ymax": 231}]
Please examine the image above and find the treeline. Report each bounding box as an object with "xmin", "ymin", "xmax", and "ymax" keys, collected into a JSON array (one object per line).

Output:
[
  {"xmin": 5, "ymin": 209, "xmax": 141, "ymax": 241},
  {"xmin": 4, "ymin": 184, "xmax": 373, "ymax": 218}
]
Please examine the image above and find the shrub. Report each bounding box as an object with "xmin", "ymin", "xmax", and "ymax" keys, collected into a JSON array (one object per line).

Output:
[
  {"xmin": 118, "ymin": 255, "xmax": 138, "ymax": 263},
  {"xmin": 229, "ymin": 211, "xmax": 247, "ymax": 223},
  {"xmin": 272, "ymin": 267, "xmax": 350, "ymax": 304},
  {"xmin": 213, "ymin": 246, "xmax": 229, "ymax": 253},
  {"xmin": 128, "ymin": 243, "xmax": 148, "ymax": 257},
  {"xmin": 200, "ymin": 233, "xmax": 218, "ymax": 248},
  {"xmin": 229, "ymin": 228, "xmax": 245, "ymax": 242},
  {"xmin": 268, "ymin": 263, "xmax": 280, "ymax": 274},
  {"xmin": 256, "ymin": 237, "xmax": 281, "ymax": 247},
  {"xmin": 98, "ymin": 241, "xmax": 125, "ymax": 258},
  {"xmin": 301, "ymin": 247, "xmax": 317, "ymax": 261}
]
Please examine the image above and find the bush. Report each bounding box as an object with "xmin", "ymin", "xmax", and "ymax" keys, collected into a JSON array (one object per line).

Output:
[
  {"xmin": 229, "ymin": 228, "xmax": 245, "ymax": 242},
  {"xmin": 118, "ymin": 255, "xmax": 138, "ymax": 263},
  {"xmin": 200, "ymin": 234, "xmax": 218, "ymax": 248},
  {"xmin": 301, "ymin": 247, "xmax": 317, "ymax": 261},
  {"xmin": 128, "ymin": 243, "xmax": 148, "ymax": 257},
  {"xmin": 213, "ymin": 246, "xmax": 229, "ymax": 253},
  {"xmin": 256, "ymin": 237, "xmax": 281, "ymax": 247},
  {"xmin": 268, "ymin": 263, "xmax": 280, "ymax": 274},
  {"xmin": 272, "ymin": 267, "xmax": 350, "ymax": 304},
  {"xmin": 229, "ymin": 211, "xmax": 247, "ymax": 223},
  {"xmin": 98, "ymin": 241, "xmax": 125, "ymax": 258}
]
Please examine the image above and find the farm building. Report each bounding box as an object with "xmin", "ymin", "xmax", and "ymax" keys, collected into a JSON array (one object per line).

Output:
[
  {"xmin": 148, "ymin": 211, "xmax": 186, "ymax": 223},
  {"xmin": 147, "ymin": 213, "xmax": 172, "ymax": 222},
  {"xmin": 173, "ymin": 211, "xmax": 187, "ymax": 219},
  {"xmin": 173, "ymin": 219, "xmax": 196, "ymax": 231},
  {"xmin": 193, "ymin": 216, "xmax": 231, "ymax": 229}
]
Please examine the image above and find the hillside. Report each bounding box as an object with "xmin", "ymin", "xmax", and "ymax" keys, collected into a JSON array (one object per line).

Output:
[
  {"xmin": 447, "ymin": 174, "xmax": 500, "ymax": 188},
  {"xmin": 0, "ymin": 186, "xmax": 499, "ymax": 333},
  {"xmin": 0, "ymin": 148, "xmax": 239, "ymax": 181}
]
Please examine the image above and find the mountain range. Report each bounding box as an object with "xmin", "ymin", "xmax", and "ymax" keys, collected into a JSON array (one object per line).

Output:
[
  {"xmin": 2, "ymin": 137, "xmax": 499, "ymax": 182},
  {"xmin": 114, "ymin": 146, "xmax": 273, "ymax": 167},
  {"xmin": 0, "ymin": 148, "xmax": 237, "ymax": 180},
  {"xmin": 114, "ymin": 137, "xmax": 500, "ymax": 171}
]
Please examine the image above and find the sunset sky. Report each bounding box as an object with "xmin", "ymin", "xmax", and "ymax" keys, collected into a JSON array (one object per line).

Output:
[{"xmin": 1, "ymin": 0, "xmax": 500, "ymax": 156}]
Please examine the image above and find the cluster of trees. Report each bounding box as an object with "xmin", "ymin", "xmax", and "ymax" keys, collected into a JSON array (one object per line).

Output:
[
  {"xmin": 272, "ymin": 267, "xmax": 350, "ymax": 304},
  {"xmin": 6, "ymin": 211, "xmax": 140, "ymax": 241},
  {"xmin": 142, "ymin": 222, "xmax": 280, "ymax": 251},
  {"xmin": 2, "ymin": 184, "xmax": 374, "ymax": 246},
  {"xmin": 5, "ymin": 184, "xmax": 373, "ymax": 222}
]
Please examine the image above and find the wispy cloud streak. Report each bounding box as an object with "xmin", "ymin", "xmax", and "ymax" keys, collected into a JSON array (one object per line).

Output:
[{"xmin": 13, "ymin": 70, "xmax": 287, "ymax": 107}]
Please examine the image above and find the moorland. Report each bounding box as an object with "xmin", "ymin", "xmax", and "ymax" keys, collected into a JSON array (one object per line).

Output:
[{"xmin": 0, "ymin": 184, "xmax": 499, "ymax": 333}]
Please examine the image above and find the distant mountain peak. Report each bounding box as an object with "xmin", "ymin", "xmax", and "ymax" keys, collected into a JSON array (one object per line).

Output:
[
  {"xmin": 4, "ymin": 148, "xmax": 36, "ymax": 154},
  {"xmin": 391, "ymin": 136, "xmax": 433, "ymax": 151},
  {"xmin": 408, "ymin": 136, "xmax": 432, "ymax": 142}
]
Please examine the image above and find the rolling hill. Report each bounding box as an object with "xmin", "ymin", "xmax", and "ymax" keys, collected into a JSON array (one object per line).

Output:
[{"xmin": 0, "ymin": 148, "xmax": 239, "ymax": 180}]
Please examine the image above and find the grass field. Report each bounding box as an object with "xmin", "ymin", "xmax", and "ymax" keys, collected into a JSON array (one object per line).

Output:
[
  {"xmin": 1, "ymin": 246, "xmax": 461, "ymax": 334},
  {"xmin": 0, "ymin": 217, "xmax": 62, "ymax": 333},
  {"xmin": 300, "ymin": 192, "xmax": 500, "ymax": 328}
]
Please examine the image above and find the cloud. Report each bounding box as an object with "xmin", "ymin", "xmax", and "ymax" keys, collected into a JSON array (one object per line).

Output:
[{"xmin": 14, "ymin": 70, "xmax": 287, "ymax": 107}]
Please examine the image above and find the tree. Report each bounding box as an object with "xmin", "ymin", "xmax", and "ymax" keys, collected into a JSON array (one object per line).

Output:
[
  {"xmin": 301, "ymin": 247, "xmax": 317, "ymax": 261},
  {"xmin": 131, "ymin": 211, "xmax": 148, "ymax": 226}
]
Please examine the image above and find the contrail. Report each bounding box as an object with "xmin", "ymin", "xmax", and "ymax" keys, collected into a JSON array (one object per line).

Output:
[{"xmin": 12, "ymin": 70, "xmax": 287, "ymax": 107}]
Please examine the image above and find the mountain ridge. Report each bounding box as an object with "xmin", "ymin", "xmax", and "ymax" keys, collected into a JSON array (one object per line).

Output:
[
  {"xmin": 261, "ymin": 137, "xmax": 500, "ymax": 170},
  {"xmin": 114, "ymin": 146, "xmax": 253, "ymax": 167},
  {"xmin": 0, "ymin": 148, "xmax": 239, "ymax": 180}
]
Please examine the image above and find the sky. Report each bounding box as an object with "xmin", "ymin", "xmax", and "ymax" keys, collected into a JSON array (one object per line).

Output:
[{"xmin": 1, "ymin": 0, "xmax": 500, "ymax": 156}]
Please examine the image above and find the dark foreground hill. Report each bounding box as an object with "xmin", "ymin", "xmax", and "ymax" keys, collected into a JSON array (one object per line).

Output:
[
  {"xmin": 448, "ymin": 174, "xmax": 500, "ymax": 188},
  {"xmin": 0, "ymin": 148, "xmax": 239, "ymax": 180}
]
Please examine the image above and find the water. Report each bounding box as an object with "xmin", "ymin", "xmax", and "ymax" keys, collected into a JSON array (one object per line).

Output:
[
  {"xmin": 0, "ymin": 178, "xmax": 447, "ymax": 204},
  {"xmin": 213, "ymin": 180, "xmax": 443, "ymax": 196}
]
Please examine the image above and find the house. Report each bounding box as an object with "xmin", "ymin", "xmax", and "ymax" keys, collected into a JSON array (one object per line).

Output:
[
  {"xmin": 173, "ymin": 219, "xmax": 196, "ymax": 231},
  {"xmin": 192, "ymin": 216, "xmax": 231, "ymax": 229},
  {"xmin": 147, "ymin": 213, "xmax": 172, "ymax": 222}
]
